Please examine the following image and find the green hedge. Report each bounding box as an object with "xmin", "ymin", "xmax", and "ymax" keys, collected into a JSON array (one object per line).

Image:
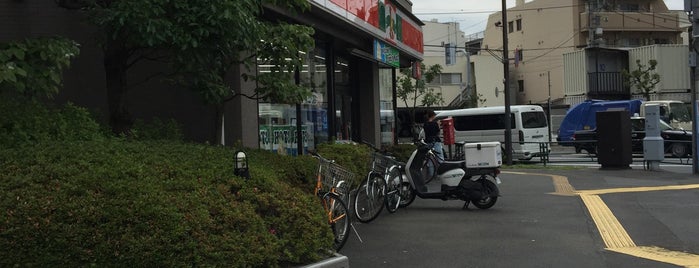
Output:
[
  {"xmin": 0, "ymin": 95, "xmax": 105, "ymax": 148},
  {"xmin": 0, "ymin": 140, "xmax": 333, "ymax": 267}
]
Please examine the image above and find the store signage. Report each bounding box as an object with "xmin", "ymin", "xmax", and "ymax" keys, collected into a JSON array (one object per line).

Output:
[
  {"xmin": 374, "ymin": 40, "xmax": 399, "ymax": 67},
  {"xmin": 317, "ymin": 0, "xmax": 423, "ymax": 56},
  {"xmin": 259, "ymin": 125, "xmax": 311, "ymax": 156}
]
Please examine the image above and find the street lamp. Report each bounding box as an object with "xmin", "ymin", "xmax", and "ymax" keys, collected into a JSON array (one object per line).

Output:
[{"xmin": 234, "ymin": 150, "xmax": 250, "ymax": 179}]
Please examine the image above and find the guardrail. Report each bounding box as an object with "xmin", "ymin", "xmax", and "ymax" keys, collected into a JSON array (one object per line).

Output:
[
  {"xmin": 444, "ymin": 140, "xmax": 693, "ymax": 167},
  {"xmin": 539, "ymin": 139, "xmax": 693, "ymax": 166}
]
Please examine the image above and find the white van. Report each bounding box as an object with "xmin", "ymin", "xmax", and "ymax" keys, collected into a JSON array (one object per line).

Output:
[{"xmin": 435, "ymin": 105, "xmax": 549, "ymax": 160}]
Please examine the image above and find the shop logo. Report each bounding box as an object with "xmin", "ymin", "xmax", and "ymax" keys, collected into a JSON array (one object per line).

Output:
[{"xmin": 378, "ymin": 0, "xmax": 402, "ymax": 43}]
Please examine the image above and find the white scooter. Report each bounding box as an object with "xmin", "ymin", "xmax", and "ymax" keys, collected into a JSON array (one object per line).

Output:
[{"xmin": 402, "ymin": 140, "xmax": 502, "ymax": 209}]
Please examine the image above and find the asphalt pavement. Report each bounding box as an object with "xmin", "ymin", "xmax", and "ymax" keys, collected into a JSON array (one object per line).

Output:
[{"xmin": 340, "ymin": 167, "xmax": 699, "ymax": 268}]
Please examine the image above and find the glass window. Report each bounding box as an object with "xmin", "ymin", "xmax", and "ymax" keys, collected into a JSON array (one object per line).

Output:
[
  {"xmin": 516, "ymin": 19, "xmax": 522, "ymax": 31},
  {"xmin": 258, "ymin": 46, "xmax": 328, "ymax": 155},
  {"xmin": 508, "ymin": 21, "xmax": 514, "ymax": 33},
  {"xmin": 521, "ymin": 112, "xmax": 547, "ymax": 128},
  {"xmin": 669, "ymin": 103, "xmax": 691, "ymax": 122},
  {"xmin": 428, "ymin": 73, "xmax": 462, "ymax": 85},
  {"xmin": 379, "ymin": 68, "xmax": 394, "ymax": 145},
  {"xmin": 518, "ymin": 80, "xmax": 524, "ymax": 93},
  {"xmin": 300, "ymin": 47, "xmax": 329, "ymax": 148},
  {"xmin": 453, "ymin": 114, "xmax": 515, "ymax": 131},
  {"xmin": 335, "ymin": 56, "xmax": 352, "ymax": 141}
]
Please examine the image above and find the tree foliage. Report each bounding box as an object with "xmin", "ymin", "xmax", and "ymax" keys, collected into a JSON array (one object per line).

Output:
[
  {"xmin": 59, "ymin": 0, "xmax": 315, "ymax": 132},
  {"xmin": 396, "ymin": 63, "xmax": 444, "ymax": 123},
  {"xmin": 463, "ymin": 85, "xmax": 486, "ymax": 108},
  {"xmin": 0, "ymin": 37, "xmax": 79, "ymax": 98},
  {"xmin": 622, "ymin": 59, "xmax": 661, "ymax": 101}
]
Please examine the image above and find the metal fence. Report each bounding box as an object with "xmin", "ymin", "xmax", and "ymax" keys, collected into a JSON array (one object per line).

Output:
[{"xmin": 445, "ymin": 140, "xmax": 693, "ymax": 167}]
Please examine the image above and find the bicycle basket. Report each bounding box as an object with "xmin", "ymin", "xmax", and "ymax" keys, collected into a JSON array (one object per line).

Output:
[
  {"xmin": 370, "ymin": 152, "xmax": 396, "ymax": 174},
  {"xmin": 320, "ymin": 160, "xmax": 356, "ymax": 196}
]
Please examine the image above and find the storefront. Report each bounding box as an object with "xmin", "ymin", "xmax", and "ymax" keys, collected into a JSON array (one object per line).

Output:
[{"xmin": 246, "ymin": 0, "xmax": 424, "ymax": 155}]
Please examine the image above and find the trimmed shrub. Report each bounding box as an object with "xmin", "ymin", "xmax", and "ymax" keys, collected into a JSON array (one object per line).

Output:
[
  {"xmin": 130, "ymin": 117, "xmax": 184, "ymax": 141},
  {"xmin": 384, "ymin": 143, "xmax": 417, "ymax": 163},
  {"xmin": 316, "ymin": 142, "xmax": 373, "ymax": 187},
  {"xmin": 0, "ymin": 95, "xmax": 105, "ymax": 148},
  {"xmin": 0, "ymin": 140, "xmax": 333, "ymax": 267}
]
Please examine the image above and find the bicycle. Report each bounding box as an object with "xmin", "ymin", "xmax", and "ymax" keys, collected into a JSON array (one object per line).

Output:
[
  {"xmin": 354, "ymin": 142, "xmax": 404, "ymax": 223},
  {"xmin": 310, "ymin": 150, "xmax": 355, "ymax": 251},
  {"xmin": 420, "ymin": 141, "xmax": 441, "ymax": 184}
]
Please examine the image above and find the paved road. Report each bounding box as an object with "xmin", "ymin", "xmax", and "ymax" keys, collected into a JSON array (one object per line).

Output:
[{"xmin": 340, "ymin": 168, "xmax": 699, "ymax": 267}]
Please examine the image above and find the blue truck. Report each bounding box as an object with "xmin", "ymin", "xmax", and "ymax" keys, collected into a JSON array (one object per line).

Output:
[{"xmin": 557, "ymin": 99, "xmax": 643, "ymax": 146}]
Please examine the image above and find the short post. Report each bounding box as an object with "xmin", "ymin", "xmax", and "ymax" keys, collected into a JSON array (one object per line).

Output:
[{"xmin": 234, "ymin": 150, "xmax": 250, "ymax": 179}]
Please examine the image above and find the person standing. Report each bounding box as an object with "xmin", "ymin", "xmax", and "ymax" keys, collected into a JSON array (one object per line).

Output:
[{"xmin": 423, "ymin": 110, "xmax": 444, "ymax": 161}]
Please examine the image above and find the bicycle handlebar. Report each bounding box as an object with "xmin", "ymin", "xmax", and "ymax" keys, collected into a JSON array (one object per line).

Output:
[{"xmin": 307, "ymin": 149, "xmax": 334, "ymax": 163}]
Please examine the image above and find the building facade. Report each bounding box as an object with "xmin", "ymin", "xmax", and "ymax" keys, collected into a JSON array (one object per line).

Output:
[
  {"xmin": 1, "ymin": 0, "xmax": 424, "ymax": 151},
  {"xmin": 480, "ymin": 0, "xmax": 683, "ymax": 107}
]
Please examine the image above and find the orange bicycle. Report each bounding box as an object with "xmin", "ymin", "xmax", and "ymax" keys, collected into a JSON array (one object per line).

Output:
[{"xmin": 309, "ymin": 151, "xmax": 354, "ymax": 251}]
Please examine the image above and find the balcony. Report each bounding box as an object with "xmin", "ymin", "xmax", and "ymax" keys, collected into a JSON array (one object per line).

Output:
[
  {"xmin": 587, "ymin": 72, "xmax": 629, "ymax": 99},
  {"xmin": 580, "ymin": 11, "xmax": 680, "ymax": 32}
]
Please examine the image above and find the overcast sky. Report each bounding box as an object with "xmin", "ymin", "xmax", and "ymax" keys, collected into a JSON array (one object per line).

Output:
[{"xmin": 410, "ymin": 0, "xmax": 685, "ymax": 35}]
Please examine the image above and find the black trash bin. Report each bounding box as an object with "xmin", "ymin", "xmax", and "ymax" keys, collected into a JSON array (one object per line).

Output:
[{"xmin": 596, "ymin": 110, "xmax": 632, "ymax": 169}]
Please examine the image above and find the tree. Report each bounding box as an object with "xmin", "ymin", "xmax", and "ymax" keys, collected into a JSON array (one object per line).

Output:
[
  {"xmin": 0, "ymin": 37, "xmax": 79, "ymax": 98},
  {"xmin": 622, "ymin": 59, "xmax": 661, "ymax": 101},
  {"xmin": 58, "ymin": 0, "xmax": 315, "ymax": 134},
  {"xmin": 462, "ymin": 85, "xmax": 486, "ymax": 108},
  {"xmin": 396, "ymin": 63, "xmax": 443, "ymax": 126}
]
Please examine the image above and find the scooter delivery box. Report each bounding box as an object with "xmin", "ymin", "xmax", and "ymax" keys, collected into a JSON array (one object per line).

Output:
[{"xmin": 464, "ymin": 142, "xmax": 502, "ymax": 168}]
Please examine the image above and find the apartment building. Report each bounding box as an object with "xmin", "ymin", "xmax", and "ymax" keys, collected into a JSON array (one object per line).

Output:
[
  {"xmin": 403, "ymin": 20, "xmax": 502, "ymax": 110},
  {"xmin": 480, "ymin": 0, "xmax": 683, "ymax": 106}
]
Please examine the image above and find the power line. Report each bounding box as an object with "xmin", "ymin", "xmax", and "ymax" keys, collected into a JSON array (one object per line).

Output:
[
  {"xmin": 524, "ymin": 32, "xmax": 579, "ymax": 64},
  {"xmin": 414, "ymin": 4, "xmax": 585, "ymax": 16},
  {"xmin": 609, "ymin": 10, "xmax": 685, "ymax": 31}
]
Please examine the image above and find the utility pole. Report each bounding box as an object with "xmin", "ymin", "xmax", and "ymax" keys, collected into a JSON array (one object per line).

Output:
[
  {"xmin": 502, "ymin": 0, "xmax": 513, "ymax": 165},
  {"xmin": 686, "ymin": 0, "xmax": 699, "ymax": 174},
  {"xmin": 547, "ymin": 71, "xmax": 552, "ymax": 143}
]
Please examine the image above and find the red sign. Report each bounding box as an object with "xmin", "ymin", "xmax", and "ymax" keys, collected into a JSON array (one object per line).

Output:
[{"xmin": 323, "ymin": 0, "xmax": 423, "ymax": 55}]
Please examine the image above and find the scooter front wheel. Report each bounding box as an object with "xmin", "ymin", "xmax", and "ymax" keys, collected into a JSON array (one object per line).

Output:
[
  {"xmin": 472, "ymin": 176, "xmax": 499, "ymax": 209},
  {"xmin": 398, "ymin": 181, "xmax": 416, "ymax": 208}
]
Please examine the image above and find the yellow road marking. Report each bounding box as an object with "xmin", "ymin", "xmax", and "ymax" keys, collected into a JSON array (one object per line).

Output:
[
  {"xmin": 502, "ymin": 171, "xmax": 699, "ymax": 267},
  {"xmin": 579, "ymin": 194, "xmax": 636, "ymax": 248},
  {"xmin": 501, "ymin": 171, "xmax": 576, "ymax": 196},
  {"xmin": 578, "ymin": 184, "xmax": 699, "ymax": 196},
  {"xmin": 609, "ymin": 247, "xmax": 699, "ymax": 268}
]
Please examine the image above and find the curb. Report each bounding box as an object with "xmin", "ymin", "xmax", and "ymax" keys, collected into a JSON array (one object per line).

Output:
[{"xmin": 300, "ymin": 253, "xmax": 349, "ymax": 268}]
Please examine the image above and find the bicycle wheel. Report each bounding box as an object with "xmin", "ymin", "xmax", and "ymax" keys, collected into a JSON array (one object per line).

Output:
[
  {"xmin": 420, "ymin": 154, "xmax": 439, "ymax": 184},
  {"xmin": 384, "ymin": 166, "xmax": 403, "ymax": 213},
  {"xmin": 322, "ymin": 193, "xmax": 350, "ymax": 251},
  {"xmin": 353, "ymin": 173, "xmax": 385, "ymax": 223}
]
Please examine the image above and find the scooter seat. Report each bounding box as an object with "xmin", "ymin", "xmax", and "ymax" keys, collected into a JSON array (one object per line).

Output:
[{"xmin": 436, "ymin": 160, "xmax": 465, "ymax": 175}]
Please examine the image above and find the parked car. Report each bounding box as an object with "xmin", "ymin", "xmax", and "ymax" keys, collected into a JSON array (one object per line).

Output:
[{"xmin": 572, "ymin": 117, "xmax": 692, "ymax": 158}]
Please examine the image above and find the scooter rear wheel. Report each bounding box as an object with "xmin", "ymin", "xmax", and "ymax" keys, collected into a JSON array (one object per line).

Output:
[{"xmin": 472, "ymin": 176, "xmax": 499, "ymax": 209}]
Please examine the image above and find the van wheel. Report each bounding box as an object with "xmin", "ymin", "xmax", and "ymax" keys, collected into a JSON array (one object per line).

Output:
[{"xmin": 670, "ymin": 143, "xmax": 688, "ymax": 158}]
